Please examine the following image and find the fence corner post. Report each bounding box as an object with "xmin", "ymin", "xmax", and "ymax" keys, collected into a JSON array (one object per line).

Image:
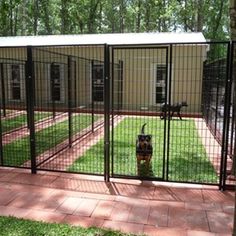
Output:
[
  {"xmin": 104, "ymin": 44, "xmax": 110, "ymax": 182},
  {"xmin": 26, "ymin": 46, "xmax": 36, "ymax": 174},
  {"xmin": 0, "ymin": 107, "xmax": 3, "ymax": 166}
]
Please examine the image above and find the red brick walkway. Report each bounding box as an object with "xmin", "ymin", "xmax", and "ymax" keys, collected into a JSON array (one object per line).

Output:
[{"xmin": 0, "ymin": 167, "xmax": 234, "ymax": 236}]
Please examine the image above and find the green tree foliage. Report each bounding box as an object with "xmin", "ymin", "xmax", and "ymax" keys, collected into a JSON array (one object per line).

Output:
[{"xmin": 0, "ymin": 0, "xmax": 230, "ymax": 40}]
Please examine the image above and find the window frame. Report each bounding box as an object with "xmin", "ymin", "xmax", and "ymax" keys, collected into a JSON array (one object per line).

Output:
[
  {"xmin": 7, "ymin": 63, "xmax": 25, "ymax": 101},
  {"xmin": 48, "ymin": 63, "xmax": 65, "ymax": 103}
]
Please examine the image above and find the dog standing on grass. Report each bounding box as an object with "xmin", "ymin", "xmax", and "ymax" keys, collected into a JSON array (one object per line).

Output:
[
  {"xmin": 136, "ymin": 123, "xmax": 153, "ymax": 176},
  {"xmin": 160, "ymin": 101, "xmax": 188, "ymax": 120}
]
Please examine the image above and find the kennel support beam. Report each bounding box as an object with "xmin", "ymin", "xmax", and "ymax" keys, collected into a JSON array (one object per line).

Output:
[
  {"xmin": 104, "ymin": 44, "xmax": 110, "ymax": 182},
  {"xmin": 0, "ymin": 108, "xmax": 3, "ymax": 165},
  {"xmin": 91, "ymin": 60, "xmax": 95, "ymax": 132},
  {"xmin": 165, "ymin": 44, "xmax": 173, "ymax": 181},
  {"xmin": 0, "ymin": 63, "xmax": 6, "ymax": 117},
  {"xmin": 0, "ymin": 63, "xmax": 4, "ymax": 165},
  {"xmin": 26, "ymin": 46, "xmax": 37, "ymax": 174},
  {"xmin": 50, "ymin": 63, "xmax": 56, "ymax": 119},
  {"xmin": 68, "ymin": 56, "xmax": 72, "ymax": 147},
  {"xmin": 220, "ymin": 42, "xmax": 234, "ymax": 190}
]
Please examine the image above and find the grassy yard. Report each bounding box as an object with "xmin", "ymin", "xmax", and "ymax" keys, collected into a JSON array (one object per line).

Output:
[
  {"xmin": 2, "ymin": 114, "xmax": 101, "ymax": 166},
  {"xmin": 0, "ymin": 216, "xmax": 136, "ymax": 236},
  {"xmin": 1, "ymin": 112, "xmax": 51, "ymax": 133},
  {"xmin": 69, "ymin": 117, "xmax": 218, "ymax": 183}
]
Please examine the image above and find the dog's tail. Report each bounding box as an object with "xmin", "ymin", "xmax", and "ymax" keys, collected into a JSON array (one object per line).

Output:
[{"xmin": 141, "ymin": 123, "xmax": 147, "ymax": 134}]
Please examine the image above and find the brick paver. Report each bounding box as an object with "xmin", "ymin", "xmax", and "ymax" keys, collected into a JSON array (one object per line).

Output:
[
  {"xmin": 74, "ymin": 198, "xmax": 99, "ymax": 217},
  {"xmin": 0, "ymin": 167, "xmax": 234, "ymax": 236}
]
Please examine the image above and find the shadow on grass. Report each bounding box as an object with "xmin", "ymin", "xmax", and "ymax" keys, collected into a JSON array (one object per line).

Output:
[
  {"xmin": 69, "ymin": 117, "xmax": 218, "ymax": 183},
  {"xmin": 168, "ymin": 151, "xmax": 218, "ymax": 183},
  {"xmin": 138, "ymin": 162, "xmax": 155, "ymax": 177}
]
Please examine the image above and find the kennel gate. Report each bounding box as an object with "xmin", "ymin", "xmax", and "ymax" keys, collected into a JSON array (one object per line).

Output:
[{"xmin": 109, "ymin": 42, "xmax": 234, "ymax": 189}]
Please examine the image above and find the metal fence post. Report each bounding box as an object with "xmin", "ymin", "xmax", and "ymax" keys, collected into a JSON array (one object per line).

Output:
[
  {"xmin": 26, "ymin": 46, "xmax": 36, "ymax": 174},
  {"xmin": 50, "ymin": 63, "xmax": 56, "ymax": 119},
  {"xmin": 0, "ymin": 106, "xmax": 3, "ymax": 166},
  {"xmin": 91, "ymin": 60, "xmax": 95, "ymax": 132},
  {"xmin": 118, "ymin": 60, "xmax": 124, "ymax": 110},
  {"xmin": 0, "ymin": 63, "xmax": 4, "ymax": 165},
  {"xmin": 220, "ymin": 42, "xmax": 233, "ymax": 190},
  {"xmin": 104, "ymin": 44, "xmax": 110, "ymax": 182},
  {"xmin": 0, "ymin": 63, "xmax": 6, "ymax": 117},
  {"xmin": 68, "ymin": 56, "xmax": 72, "ymax": 147},
  {"xmin": 165, "ymin": 44, "xmax": 172, "ymax": 181}
]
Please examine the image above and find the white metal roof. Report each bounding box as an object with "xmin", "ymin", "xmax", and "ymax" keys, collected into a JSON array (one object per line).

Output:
[{"xmin": 0, "ymin": 32, "xmax": 206, "ymax": 47}]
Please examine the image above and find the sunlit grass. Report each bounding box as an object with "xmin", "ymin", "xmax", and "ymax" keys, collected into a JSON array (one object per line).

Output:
[
  {"xmin": 2, "ymin": 114, "xmax": 101, "ymax": 166},
  {"xmin": 69, "ymin": 117, "xmax": 218, "ymax": 183},
  {"xmin": 1, "ymin": 112, "xmax": 51, "ymax": 133},
  {"xmin": 0, "ymin": 216, "xmax": 137, "ymax": 236}
]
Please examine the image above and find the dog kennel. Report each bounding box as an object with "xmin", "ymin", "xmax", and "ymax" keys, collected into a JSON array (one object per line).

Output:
[{"xmin": 0, "ymin": 33, "xmax": 234, "ymax": 190}]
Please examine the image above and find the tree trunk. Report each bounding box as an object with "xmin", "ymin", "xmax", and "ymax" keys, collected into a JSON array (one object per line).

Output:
[
  {"xmin": 136, "ymin": 0, "xmax": 141, "ymax": 32},
  {"xmin": 33, "ymin": 0, "xmax": 39, "ymax": 35},
  {"xmin": 195, "ymin": 0, "xmax": 203, "ymax": 32},
  {"xmin": 61, "ymin": 0, "xmax": 68, "ymax": 34},
  {"xmin": 41, "ymin": 0, "xmax": 52, "ymax": 34},
  {"xmin": 119, "ymin": 0, "xmax": 126, "ymax": 33},
  {"xmin": 87, "ymin": 0, "xmax": 100, "ymax": 33},
  {"xmin": 9, "ymin": 0, "xmax": 13, "ymax": 36}
]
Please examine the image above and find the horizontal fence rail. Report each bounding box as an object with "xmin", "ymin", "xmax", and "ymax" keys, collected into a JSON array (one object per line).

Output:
[{"xmin": 0, "ymin": 42, "xmax": 234, "ymax": 189}]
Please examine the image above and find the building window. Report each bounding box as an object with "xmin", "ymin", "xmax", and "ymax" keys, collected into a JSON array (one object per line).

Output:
[
  {"xmin": 50, "ymin": 63, "xmax": 64, "ymax": 102},
  {"xmin": 92, "ymin": 63, "xmax": 104, "ymax": 102},
  {"xmin": 155, "ymin": 65, "xmax": 167, "ymax": 104},
  {"xmin": 9, "ymin": 64, "xmax": 23, "ymax": 101}
]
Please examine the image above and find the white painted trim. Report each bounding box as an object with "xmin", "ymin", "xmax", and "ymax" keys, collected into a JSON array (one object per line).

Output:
[{"xmin": 150, "ymin": 63, "xmax": 173, "ymax": 106}]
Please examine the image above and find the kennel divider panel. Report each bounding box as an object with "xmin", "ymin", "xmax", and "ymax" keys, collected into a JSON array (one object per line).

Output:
[{"xmin": 0, "ymin": 47, "xmax": 31, "ymax": 168}]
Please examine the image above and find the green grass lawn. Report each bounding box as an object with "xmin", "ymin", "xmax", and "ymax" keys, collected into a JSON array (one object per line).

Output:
[
  {"xmin": 0, "ymin": 216, "xmax": 137, "ymax": 236},
  {"xmin": 68, "ymin": 117, "xmax": 218, "ymax": 183},
  {"xmin": 2, "ymin": 114, "xmax": 101, "ymax": 166},
  {"xmin": 1, "ymin": 112, "xmax": 51, "ymax": 133}
]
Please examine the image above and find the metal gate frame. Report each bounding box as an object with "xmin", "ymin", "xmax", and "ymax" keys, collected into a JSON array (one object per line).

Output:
[{"xmin": 106, "ymin": 42, "xmax": 234, "ymax": 190}]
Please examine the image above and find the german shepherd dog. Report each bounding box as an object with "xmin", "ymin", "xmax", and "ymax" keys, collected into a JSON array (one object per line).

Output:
[
  {"xmin": 160, "ymin": 102, "xmax": 188, "ymax": 120},
  {"xmin": 136, "ymin": 123, "xmax": 153, "ymax": 175}
]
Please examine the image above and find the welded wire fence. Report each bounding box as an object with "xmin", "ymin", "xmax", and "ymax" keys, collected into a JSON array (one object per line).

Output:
[
  {"xmin": 202, "ymin": 42, "xmax": 235, "ymax": 188},
  {"xmin": 0, "ymin": 42, "xmax": 234, "ymax": 189}
]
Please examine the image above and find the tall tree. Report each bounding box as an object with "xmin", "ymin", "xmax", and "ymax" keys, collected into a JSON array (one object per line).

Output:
[
  {"xmin": 40, "ymin": 0, "xmax": 54, "ymax": 34},
  {"xmin": 60, "ymin": 0, "xmax": 69, "ymax": 34},
  {"xmin": 86, "ymin": 0, "xmax": 101, "ymax": 33},
  {"xmin": 33, "ymin": 0, "xmax": 39, "ymax": 35},
  {"xmin": 0, "ymin": 0, "xmax": 231, "ymax": 39}
]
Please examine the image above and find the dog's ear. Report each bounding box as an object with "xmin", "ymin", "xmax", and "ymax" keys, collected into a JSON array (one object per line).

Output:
[{"xmin": 138, "ymin": 135, "xmax": 144, "ymax": 140}]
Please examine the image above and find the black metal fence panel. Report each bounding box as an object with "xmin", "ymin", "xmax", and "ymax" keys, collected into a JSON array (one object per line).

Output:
[
  {"xmin": 0, "ymin": 42, "xmax": 234, "ymax": 189},
  {"xmin": 110, "ymin": 43, "xmax": 227, "ymax": 185},
  {"xmin": 0, "ymin": 47, "xmax": 31, "ymax": 168},
  {"xmin": 29, "ymin": 46, "xmax": 106, "ymax": 175},
  {"xmin": 167, "ymin": 43, "xmax": 223, "ymax": 184},
  {"xmin": 202, "ymin": 42, "xmax": 235, "ymax": 188}
]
